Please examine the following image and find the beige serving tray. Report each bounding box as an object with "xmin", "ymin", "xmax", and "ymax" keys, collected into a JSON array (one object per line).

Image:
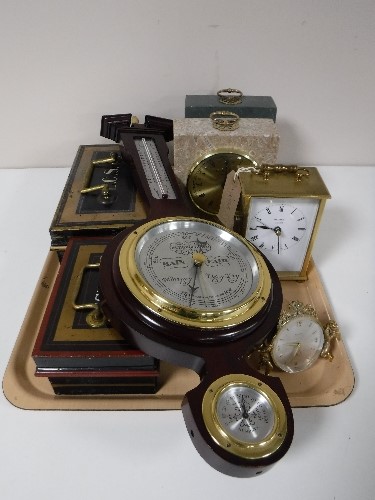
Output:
[{"xmin": 3, "ymin": 252, "xmax": 354, "ymax": 410}]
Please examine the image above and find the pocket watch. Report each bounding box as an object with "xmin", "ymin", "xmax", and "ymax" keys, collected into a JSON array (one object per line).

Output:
[
  {"xmin": 257, "ymin": 301, "xmax": 340, "ymax": 374},
  {"xmin": 98, "ymin": 114, "xmax": 293, "ymax": 477},
  {"xmin": 240, "ymin": 166, "xmax": 331, "ymax": 280}
]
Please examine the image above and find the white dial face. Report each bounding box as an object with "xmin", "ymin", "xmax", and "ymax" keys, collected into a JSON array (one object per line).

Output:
[
  {"xmin": 134, "ymin": 219, "xmax": 260, "ymax": 311},
  {"xmin": 216, "ymin": 385, "xmax": 275, "ymax": 444},
  {"xmin": 272, "ymin": 316, "xmax": 324, "ymax": 373},
  {"xmin": 245, "ymin": 198, "xmax": 319, "ymax": 273}
]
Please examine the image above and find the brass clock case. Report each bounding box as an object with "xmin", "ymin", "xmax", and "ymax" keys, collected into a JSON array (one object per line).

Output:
[{"xmin": 240, "ymin": 167, "xmax": 331, "ymax": 280}]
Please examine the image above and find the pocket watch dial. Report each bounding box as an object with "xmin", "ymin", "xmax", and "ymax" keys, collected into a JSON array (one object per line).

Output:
[
  {"xmin": 245, "ymin": 198, "xmax": 319, "ymax": 273},
  {"xmin": 118, "ymin": 217, "xmax": 271, "ymax": 328},
  {"xmin": 271, "ymin": 315, "xmax": 324, "ymax": 373}
]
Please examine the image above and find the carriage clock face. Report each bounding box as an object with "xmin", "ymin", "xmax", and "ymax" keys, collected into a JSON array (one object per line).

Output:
[
  {"xmin": 187, "ymin": 151, "xmax": 258, "ymax": 216},
  {"xmin": 245, "ymin": 197, "xmax": 320, "ymax": 275}
]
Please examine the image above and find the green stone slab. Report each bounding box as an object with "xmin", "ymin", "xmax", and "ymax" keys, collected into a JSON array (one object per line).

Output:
[{"xmin": 185, "ymin": 95, "xmax": 277, "ymax": 121}]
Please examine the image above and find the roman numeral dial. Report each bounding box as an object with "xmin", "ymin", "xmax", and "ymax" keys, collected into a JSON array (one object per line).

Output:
[{"xmin": 245, "ymin": 197, "xmax": 320, "ymax": 275}]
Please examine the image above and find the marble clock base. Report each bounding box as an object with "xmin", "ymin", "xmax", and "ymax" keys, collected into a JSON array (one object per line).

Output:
[{"xmin": 173, "ymin": 118, "xmax": 279, "ymax": 185}]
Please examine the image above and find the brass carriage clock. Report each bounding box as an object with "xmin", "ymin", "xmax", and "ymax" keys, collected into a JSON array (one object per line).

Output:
[{"xmin": 239, "ymin": 166, "xmax": 330, "ymax": 280}]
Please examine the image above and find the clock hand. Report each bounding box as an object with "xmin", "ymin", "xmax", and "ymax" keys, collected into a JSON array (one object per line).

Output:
[
  {"xmin": 250, "ymin": 224, "xmax": 282, "ymax": 233},
  {"xmin": 249, "ymin": 224, "xmax": 272, "ymax": 230},
  {"xmin": 197, "ymin": 267, "xmax": 213, "ymax": 307},
  {"xmin": 287, "ymin": 343, "xmax": 301, "ymax": 361},
  {"xmin": 188, "ymin": 266, "xmax": 200, "ymax": 307}
]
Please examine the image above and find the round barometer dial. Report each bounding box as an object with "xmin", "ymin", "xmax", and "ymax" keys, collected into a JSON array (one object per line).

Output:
[
  {"xmin": 202, "ymin": 374, "xmax": 288, "ymax": 460},
  {"xmin": 119, "ymin": 217, "xmax": 271, "ymax": 328}
]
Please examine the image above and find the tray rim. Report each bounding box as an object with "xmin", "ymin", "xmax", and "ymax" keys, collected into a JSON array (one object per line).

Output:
[{"xmin": 2, "ymin": 251, "xmax": 355, "ymax": 411}]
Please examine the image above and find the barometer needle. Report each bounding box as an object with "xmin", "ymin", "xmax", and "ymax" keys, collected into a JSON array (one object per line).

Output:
[
  {"xmin": 188, "ymin": 252, "xmax": 207, "ymax": 307},
  {"xmin": 188, "ymin": 266, "xmax": 199, "ymax": 307},
  {"xmin": 240, "ymin": 395, "xmax": 249, "ymax": 419}
]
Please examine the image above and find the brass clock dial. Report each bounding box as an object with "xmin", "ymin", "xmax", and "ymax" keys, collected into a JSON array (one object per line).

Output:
[{"xmin": 187, "ymin": 150, "xmax": 258, "ymax": 216}]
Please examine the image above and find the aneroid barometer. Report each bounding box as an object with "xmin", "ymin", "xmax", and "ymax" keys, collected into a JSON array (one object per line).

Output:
[{"xmin": 98, "ymin": 114, "xmax": 293, "ymax": 477}]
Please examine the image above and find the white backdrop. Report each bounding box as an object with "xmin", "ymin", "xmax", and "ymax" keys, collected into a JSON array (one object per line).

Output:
[{"xmin": 1, "ymin": 0, "xmax": 374, "ymax": 168}]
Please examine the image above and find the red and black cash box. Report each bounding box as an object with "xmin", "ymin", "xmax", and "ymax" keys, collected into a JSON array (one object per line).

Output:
[{"xmin": 32, "ymin": 237, "xmax": 159, "ymax": 395}]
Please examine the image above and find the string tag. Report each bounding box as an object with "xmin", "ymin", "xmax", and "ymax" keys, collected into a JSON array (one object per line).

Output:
[{"xmin": 217, "ymin": 170, "xmax": 242, "ymax": 230}]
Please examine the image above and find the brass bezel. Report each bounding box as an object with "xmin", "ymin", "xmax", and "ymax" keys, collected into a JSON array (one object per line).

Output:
[
  {"xmin": 187, "ymin": 149, "xmax": 259, "ymax": 217},
  {"xmin": 118, "ymin": 217, "xmax": 271, "ymax": 329},
  {"xmin": 202, "ymin": 374, "xmax": 288, "ymax": 460},
  {"xmin": 239, "ymin": 167, "xmax": 331, "ymax": 281}
]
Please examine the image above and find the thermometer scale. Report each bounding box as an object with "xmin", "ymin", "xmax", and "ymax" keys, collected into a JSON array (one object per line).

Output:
[
  {"xmin": 134, "ymin": 137, "xmax": 177, "ymax": 200},
  {"xmin": 100, "ymin": 114, "xmax": 189, "ymax": 218}
]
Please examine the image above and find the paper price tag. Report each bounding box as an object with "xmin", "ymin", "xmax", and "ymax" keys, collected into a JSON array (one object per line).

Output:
[{"xmin": 217, "ymin": 170, "xmax": 242, "ymax": 230}]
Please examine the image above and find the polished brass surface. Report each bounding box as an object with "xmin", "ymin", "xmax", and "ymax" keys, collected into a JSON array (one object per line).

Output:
[
  {"xmin": 187, "ymin": 149, "xmax": 259, "ymax": 216},
  {"xmin": 80, "ymin": 183, "xmax": 109, "ymax": 194},
  {"xmin": 240, "ymin": 167, "xmax": 330, "ymax": 280},
  {"xmin": 321, "ymin": 320, "xmax": 341, "ymax": 361},
  {"xmin": 72, "ymin": 263, "xmax": 106, "ymax": 328},
  {"xmin": 91, "ymin": 152, "xmax": 118, "ymax": 165},
  {"xmin": 255, "ymin": 164, "xmax": 310, "ymax": 181},
  {"xmin": 217, "ymin": 88, "xmax": 243, "ymax": 105},
  {"xmin": 80, "ymin": 183, "xmax": 116, "ymax": 205},
  {"xmin": 210, "ymin": 111, "xmax": 240, "ymax": 131}
]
